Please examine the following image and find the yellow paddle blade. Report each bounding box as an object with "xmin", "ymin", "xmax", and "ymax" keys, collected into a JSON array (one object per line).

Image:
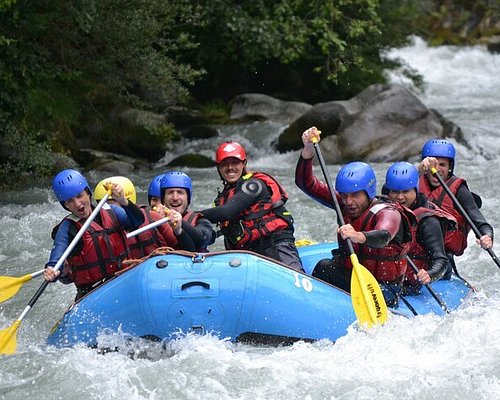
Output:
[
  {"xmin": 295, "ymin": 238, "xmax": 317, "ymax": 247},
  {"xmin": 350, "ymin": 254, "xmax": 388, "ymax": 328},
  {"xmin": 0, "ymin": 319, "xmax": 21, "ymax": 355},
  {"xmin": 0, "ymin": 274, "xmax": 33, "ymax": 303}
]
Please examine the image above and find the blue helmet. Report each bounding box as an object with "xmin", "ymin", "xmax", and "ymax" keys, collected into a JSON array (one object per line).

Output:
[
  {"xmin": 385, "ymin": 162, "xmax": 419, "ymax": 191},
  {"xmin": 421, "ymin": 139, "xmax": 456, "ymax": 160},
  {"xmin": 335, "ymin": 162, "xmax": 376, "ymax": 199},
  {"xmin": 52, "ymin": 169, "xmax": 91, "ymax": 202},
  {"xmin": 160, "ymin": 171, "xmax": 192, "ymax": 205},
  {"xmin": 148, "ymin": 174, "xmax": 165, "ymax": 202}
]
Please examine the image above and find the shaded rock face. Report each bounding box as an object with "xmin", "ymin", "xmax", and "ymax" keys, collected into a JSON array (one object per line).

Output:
[
  {"xmin": 75, "ymin": 148, "xmax": 150, "ymax": 174},
  {"xmin": 114, "ymin": 108, "xmax": 171, "ymax": 161},
  {"xmin": 165, "ymin": 106, "xmax": 205, "ymax": 128},
  {"xmin": 486, "ymin": 36, "xmax": 500, "ymax": 54},
  {"xmin": 75, "ymin": 108, "xmax": 172, "ymax": 165},
  {"xmin": 75, "ymin": 106, "xmax": 212, "ymax": 170},
  {"xmin": 183, "ymin": 124, "xmax": 219, "ymax": 139},
  {"xmin": 164, "ymin": 153, "xmax": 215, "ymax": 168},
  {"xmin": 277, "ymin": 83, "xmax": 466, "ymax": 163},
  {"xmin": 277, "ymin": 101, "xmax": 354, "ymax": 154},
  {"xmin": 230, "ymin": 93, "xmax": 312, "ymax": 124}
]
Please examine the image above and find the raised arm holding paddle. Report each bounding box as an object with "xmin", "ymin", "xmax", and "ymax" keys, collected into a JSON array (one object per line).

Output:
[{"xmin": 295, "ymin": 127, "xmax": 421, "ymax": 327}]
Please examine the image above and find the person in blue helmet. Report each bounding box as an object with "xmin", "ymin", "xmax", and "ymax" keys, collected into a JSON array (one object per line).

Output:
[
  {"xmin": 383, "ymin": 162, "xmax": 451, "ymax": 294},
  {"xmin": 160, "ymin": 171, "xmax": 216, "ymax": 252},
  {"xmin": 295, "ymin": 127, "xmax": 416, "ymax": 307},
  {"xmin": 147, "ymin": 174, "xmax": 165, "ymax": 211},
  {"xmin": 418, "ymin": 139, "xmax": 493, "ymax": 278},
  {"xmin": 43, "ymin": 169, "xmax": 144, "ymax": 301}
]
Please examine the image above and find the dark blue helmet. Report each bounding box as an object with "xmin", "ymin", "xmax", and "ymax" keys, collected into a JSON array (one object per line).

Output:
[
  {"xmin": 421, "ymin": 139, "xmax": 455, "ymax": 160},
  {"xmin": 52, "ymin": 169, "xmax": 91, "ymax": 203},
  {"xmin": 160, "ymin": 171, "xmax": 192, "ymax": 205},
  {"xmin": 335, "ymin": 162, "xmax": 376, "ymax": 199},
  {"xmin": 385, "ymin": 162, "xmax": 419, "ymax": 192},
  {"xmin": 148, "ymin": 174, "xmax": 165, "ymax": 203}
]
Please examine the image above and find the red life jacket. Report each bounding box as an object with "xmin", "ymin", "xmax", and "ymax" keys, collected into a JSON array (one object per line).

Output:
[
  {"xmin": 419, "ymin": 175, "xmax": 469, "ymax": 255},
  {"xmin": 215, "ymin": 171, "xmax": 292, "ymax": 249},
  {"xmin": 127, "ymin": 207, "xmax": 173, "ymax": 258},
  {"xmin": 183, "ymin": 210, "xmax": 208, "ymax": 252},
  {"xmin": 339, "ymin": 197, "xmax": 415, "ymax": 283},
  {"xmin": 64, "ymin": 206, "xmax": 129, "ymax": 287},
  {"xmin": 405, "ymin": 205, "xmax": 456, "ymax": 284},
  {"xmin": 183, "ymin": 210, "xmax": 200, "ymax": 226}
]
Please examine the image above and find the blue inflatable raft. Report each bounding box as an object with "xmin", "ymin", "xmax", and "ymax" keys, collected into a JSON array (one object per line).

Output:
[{"xmin": 46, "ymin": 243, "xmax": 473, "ymax": 348}]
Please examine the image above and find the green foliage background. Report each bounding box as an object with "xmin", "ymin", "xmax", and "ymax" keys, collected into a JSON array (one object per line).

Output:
[{"xmin": 0, "ymin": 0, "xmax": 498, "ymax": 187}]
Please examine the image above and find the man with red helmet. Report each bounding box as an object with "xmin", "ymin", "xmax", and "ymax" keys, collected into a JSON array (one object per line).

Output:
[{"xmin": 200, "ymin": 140, "xmax": 304, "ymax": 272}]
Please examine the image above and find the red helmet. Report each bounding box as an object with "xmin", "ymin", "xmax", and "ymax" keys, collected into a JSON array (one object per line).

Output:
[{"xmin": 215, "ymin": 141, "xmax": 247, "ymax": 164}]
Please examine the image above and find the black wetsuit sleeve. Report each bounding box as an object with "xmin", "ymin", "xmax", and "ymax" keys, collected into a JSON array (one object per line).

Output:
[
  {"xmin": 418, "ymin": 217, "xmax": 448, "ymax": 281},
  {"xmin": 181, "ymin": 217, "xmax": 216, "ymax": 249},
  {"xmin": 362, "ymin": 229, "xmax": 392, "ymax": 249},
  {"xmin": 175, "ymin": 229, "xmax": 196, "ymax": 251},
  {"xmin": 122, "ymin": 201, "xmax": 145, "ymax": 230},
  {"xmin": 196, "ymin": 217, "xmax": 216, "ymax": 247},
  {"xmin": 200, "ymin": 179, "xmax": 267, "ymax": 223},
  {"xmin": 455, "ymin": 184, "xmax": 494, "ymax": 239}
]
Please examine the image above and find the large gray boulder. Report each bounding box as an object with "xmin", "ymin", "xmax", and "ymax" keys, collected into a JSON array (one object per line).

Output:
[{"xmin": 277, "ymin": 83, "xmax": 467, "ymax": 163}]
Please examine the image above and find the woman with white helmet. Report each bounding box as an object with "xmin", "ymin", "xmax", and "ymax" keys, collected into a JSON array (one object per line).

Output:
[{"xmin": 94, "ymin": 176, "xmax": 195, "ymax": 258}]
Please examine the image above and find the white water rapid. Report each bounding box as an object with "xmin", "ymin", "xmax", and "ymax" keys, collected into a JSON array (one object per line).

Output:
[{"xmin": 1, "ymin": 36, "xmax": 500, "ymax": 399}]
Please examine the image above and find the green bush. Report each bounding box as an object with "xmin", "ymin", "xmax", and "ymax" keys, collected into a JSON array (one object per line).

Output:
[{"xmin": 0, "ymin": 124, "xmax": 55, "ymax": 188}]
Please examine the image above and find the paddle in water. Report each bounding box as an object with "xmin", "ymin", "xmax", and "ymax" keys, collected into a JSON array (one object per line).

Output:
[
  {"xmin": 311, "ymin": 136, "xmax": 388, "ymax": 327},
  {"xmin": 0, "ymin": 193, "xmax": 110, "ymax": 355}
]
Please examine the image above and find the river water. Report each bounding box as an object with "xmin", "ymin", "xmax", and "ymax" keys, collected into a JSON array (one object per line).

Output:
[{"xmin": 1, "ymin": 36, "xmax": 500, "ymax": 399}]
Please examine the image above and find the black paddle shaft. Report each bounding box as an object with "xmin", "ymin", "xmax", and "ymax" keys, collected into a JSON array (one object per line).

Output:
[
  {"xmin": 432, "ymin": 170, "xmax": 500, "ymax": 269},
  {"xmin": 405, "ymin": 255, "xmax": 451, "ymax": 314},
  {"xmin": 27, "ymin": 280, "xmax": 51, "ymax": 307},
  {"xmin": 312, "ymin": 142, "xmax": 355, "ymax": 255}
]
